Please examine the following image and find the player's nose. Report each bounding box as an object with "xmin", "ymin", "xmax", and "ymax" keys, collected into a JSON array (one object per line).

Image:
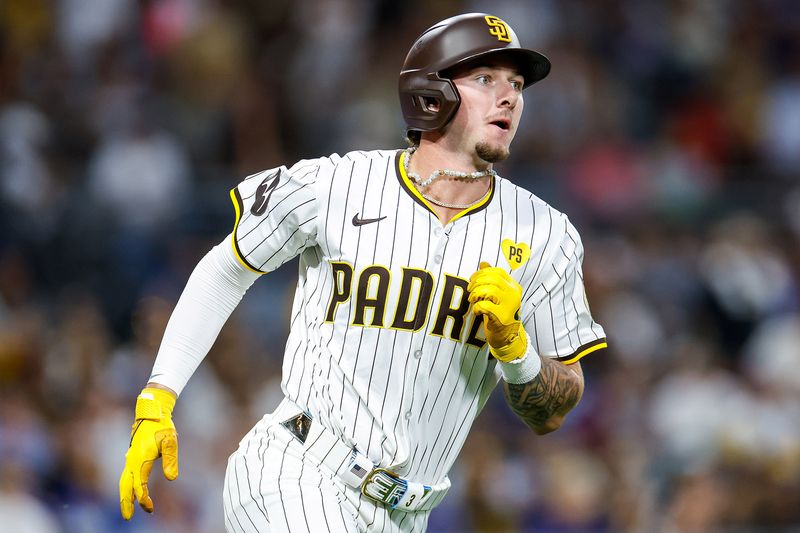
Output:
[{"xmin": 497, "ymin": 84, "xmax": 519, "ymax": 109}]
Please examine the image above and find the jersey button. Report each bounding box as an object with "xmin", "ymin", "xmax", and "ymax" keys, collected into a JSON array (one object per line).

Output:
[
  {"xmin": 414, "ymin": 350, "xmax": 422, "ymax": 359},
  {"xmin": 434, "ymin": 227, "xmax": 442, "ymax": 237},
  {"xmin": 433, "ymin": 255, "xmax": 442, "ymax": 264},
  {"xmin": 405, "ymin": 411, "xmax": 412, "ymax": 420}
]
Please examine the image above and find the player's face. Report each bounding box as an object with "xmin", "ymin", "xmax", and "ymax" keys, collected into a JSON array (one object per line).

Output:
[{"xmin": 447, "ymin": 59, "xmax": 525, "ymax": 163}]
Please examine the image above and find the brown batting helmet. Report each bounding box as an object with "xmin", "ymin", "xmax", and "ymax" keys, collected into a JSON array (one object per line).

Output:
[{"xmin": 399, "ymin": 13, "xmax": 551, "ymax": 134}]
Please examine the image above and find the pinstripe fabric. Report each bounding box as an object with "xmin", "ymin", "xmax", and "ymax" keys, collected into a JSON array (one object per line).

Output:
[
  {"xmin": 226, "ymin": 149, "xmax": 606, "ymax": 527},
  {"xmin": 223, "ymin": 402, "xmax": 431, "ymax": 532}
]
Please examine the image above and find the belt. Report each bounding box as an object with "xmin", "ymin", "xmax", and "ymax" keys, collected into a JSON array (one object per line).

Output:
[{"xmin": 277, "ymin": 402, "xmax": 449, "ymax": 512}]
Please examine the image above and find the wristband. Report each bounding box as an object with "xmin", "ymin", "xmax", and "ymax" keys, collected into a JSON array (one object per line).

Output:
[{"xmin": 498, "ymin": 337, "xmax": 542, "ymax": 384}]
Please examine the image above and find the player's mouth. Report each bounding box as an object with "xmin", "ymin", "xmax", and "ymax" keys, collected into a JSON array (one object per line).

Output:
[{"xmin": 488, "ymin": 117, "xmax": 511, "ymax": 132}]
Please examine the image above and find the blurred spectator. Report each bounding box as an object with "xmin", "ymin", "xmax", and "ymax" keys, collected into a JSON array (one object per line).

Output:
[
  {"xmin": 0, "ymin": 103, "xmax": 55, "ymax": 214},
  {"xmin": 55, "ymin": 0, "xmax": 136, "ymax": 71},
  {"xmin": 759, "ymin": 72, "xmax": 800, "ymax": 173},
  {"xmin": 86, "ymin": 105, "xmax": 191, "ymax": 235},
  {"xmin": 0, "ymin": 462, "xmax": 60, "ymax": 533}
]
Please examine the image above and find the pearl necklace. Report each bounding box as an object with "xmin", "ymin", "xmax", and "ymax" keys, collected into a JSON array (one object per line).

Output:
[{"xmin": 404, "ymin": 147, "xmax": 495, "ymax": 210}]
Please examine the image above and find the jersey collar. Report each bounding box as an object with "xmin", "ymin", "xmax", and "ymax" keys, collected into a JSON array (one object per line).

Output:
[{"xmin": 394, "ymin": 149, "xmax": 495, "ymax": 223}]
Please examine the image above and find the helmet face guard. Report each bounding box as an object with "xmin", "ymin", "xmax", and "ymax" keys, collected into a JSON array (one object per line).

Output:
[{"xmin": 399, "ymin": 13, "xmax": 551, "ymax": 134}]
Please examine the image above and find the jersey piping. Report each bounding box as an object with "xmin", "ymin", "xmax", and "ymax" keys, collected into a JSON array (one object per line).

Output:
[
  {"xmin": 230, "ymin": 188, "xmax": 267, "ymax": 274},
  {"xmin": 555, "ymin": 337, "xmax": 607, "ymax": 365}
]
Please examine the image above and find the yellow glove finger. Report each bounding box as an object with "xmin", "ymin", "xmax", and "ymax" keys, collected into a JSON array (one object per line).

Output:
[
  {"xmin": 470, "ymin": 268, "xmax": 516, "ymax": 285},
  {"xmin": 467, "ymin": 276, "xmax": 508, "ymax": 295},
  {"xmin": 471, "ymin": 261, "xmax": 507, "ymax": 276},
  {"xmin": 468, "ymin": 270, "xmax": 517, "ymax": 293},
  {"xmin": 472, "ymin": 293, "xmax": 519, "ymax": 325},
  {"xmin": 158, "ymin": 428, "xmax": 179, "ymax": 480},
  {"xmin": 119, "ymin": 467, "xmax": 135, "ymax": 520},
  {"xmin": 468, "ymin": 261, "xmax": 493, "ymax": 281},
  {"xmin": 472, "ymin": 299, "xmax": 503, "ymax": 321},
  {"xmin": 468, "ymin": 285, "xmax": 502, "ymax": 305},
  {"xmin": 469, "ymin": 263, "xmax": 501, "ymax": 280},
  {"xmin": 134, "ymin": 456, "xmax": 156, "ymax": 513},
  {"xmin": 472, "ymin": 261, "xmax": 492, "ymax": 276}
]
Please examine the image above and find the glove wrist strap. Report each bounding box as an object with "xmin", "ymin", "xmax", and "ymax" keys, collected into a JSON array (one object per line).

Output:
[
  {"xmin": 135, "ymin": 387, "xmax": 177, "ymax": 421},
  {"xmin": 489, "ymin": 325, "xmax": 528, "ymax": 362}
]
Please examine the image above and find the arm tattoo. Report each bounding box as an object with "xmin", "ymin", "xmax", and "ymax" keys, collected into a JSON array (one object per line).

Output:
[{"xmin": 502, "ymin": 357, "xmax": 583, "ymax": 434}]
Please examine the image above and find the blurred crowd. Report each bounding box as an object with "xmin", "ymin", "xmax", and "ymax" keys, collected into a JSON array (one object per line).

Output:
[{"xmin": 1, "ymin": 0, "xmax": 799, "ymax": 532}]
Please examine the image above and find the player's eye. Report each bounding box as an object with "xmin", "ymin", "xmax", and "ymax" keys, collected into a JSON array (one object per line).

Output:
[
  {"xmin": 510, "ymin": 80, "xmax": 523, "ymax": 91},
  {"xmin": 476, "ymin": 74, "xmax": 491, "ymax": 85}
]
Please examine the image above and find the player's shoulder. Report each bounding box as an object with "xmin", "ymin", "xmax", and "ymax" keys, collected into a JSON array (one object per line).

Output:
[
  {"xmin": 301, "ymin": 148, "xmax": 396, "ymax": 167},
  {"xmin": 287, "ymin": 149, "xmax": 397, "ymax": 179},
  {"xmin": 495, "ymin": 175, "xmax": 570, "ymax": 219},
  {"xmin": 337, "ymin": 149, "xmax": 398, "ymax": 163},
  {"xmin": 495, "ymin": 175, "xmax": 582, "ymax": 241}
]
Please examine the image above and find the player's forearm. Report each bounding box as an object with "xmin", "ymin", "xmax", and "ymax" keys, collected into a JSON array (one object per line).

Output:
[
  {"xmin": 502, "ymin": 357, "xmax": 584, "ymax": 435},
  {"xmin": 148, "ymin": 239, "xmax": 259, "ymax": 394}
]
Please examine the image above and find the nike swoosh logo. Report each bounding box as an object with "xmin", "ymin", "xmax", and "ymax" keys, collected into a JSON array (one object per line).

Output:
[{"xmin": 352, "ymin": 213, "xmax": 387, "ymax": 226}]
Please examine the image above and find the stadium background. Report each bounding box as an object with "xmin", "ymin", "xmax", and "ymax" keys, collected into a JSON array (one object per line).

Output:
[{"xmin": 1, "ymin": 0, "xmax": 799, "ymax": 531}]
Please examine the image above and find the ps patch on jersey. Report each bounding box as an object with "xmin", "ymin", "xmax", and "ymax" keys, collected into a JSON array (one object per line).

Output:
[{"xmin": 501, "ymin": 239, "xmax": 530, "ymax": 270}]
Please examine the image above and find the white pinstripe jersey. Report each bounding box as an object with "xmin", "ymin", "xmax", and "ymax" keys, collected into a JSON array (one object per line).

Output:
[{"xmin": 229, "ymin": 149, "xmax": 606, "ymax": 484}]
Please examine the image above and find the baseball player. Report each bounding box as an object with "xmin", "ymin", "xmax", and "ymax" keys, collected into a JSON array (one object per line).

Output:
[{"xmin": 119, "ymin": 12, "xmax": 607, "ymax": 532}]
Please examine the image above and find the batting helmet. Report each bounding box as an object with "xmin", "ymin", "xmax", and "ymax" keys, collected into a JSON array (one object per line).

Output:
[{"xmin": 399, "ymin": 13, "xmax": 551, "ymax": 134}]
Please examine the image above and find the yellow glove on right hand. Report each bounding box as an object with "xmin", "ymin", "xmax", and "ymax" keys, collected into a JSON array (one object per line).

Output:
[
  {"xmin": 119, "ymin": 387, "xmax": 179, "ymax": 520},
  {"xmin": 468, "ymin": 262, "xmax": 528, "ymax": 362}
]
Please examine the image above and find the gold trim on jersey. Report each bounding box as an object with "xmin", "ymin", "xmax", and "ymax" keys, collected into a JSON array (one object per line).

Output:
[
  {"xmin": 557, "ymin": 338, "xmax": 608, "ymax": 365},
  {"xmin": 229, "ymin": 188, "xmax": 266, "ymax": 274},
  {"xmin": 395, "ymin": 150, "xmax": 495, "ymax": 223}
]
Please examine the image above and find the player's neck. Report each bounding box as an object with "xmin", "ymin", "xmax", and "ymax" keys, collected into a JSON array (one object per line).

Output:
[
  {"xmin": 412, "ymin": 140, "xmax": 492, "ymax": 175},
  {"xmin": 406, "ymin": 143, "xmax": 493, "ymax": 225}
]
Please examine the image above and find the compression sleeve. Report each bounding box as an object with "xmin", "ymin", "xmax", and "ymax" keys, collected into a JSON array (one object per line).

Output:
[{"xmin": 148, "ymin": 235, "xmax": 261, "ymax": 395}]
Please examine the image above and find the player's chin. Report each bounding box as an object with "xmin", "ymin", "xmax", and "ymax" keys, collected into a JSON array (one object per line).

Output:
[{"xmin": 476, "ymin": 141, "xmax": 510, "ymax": 163}]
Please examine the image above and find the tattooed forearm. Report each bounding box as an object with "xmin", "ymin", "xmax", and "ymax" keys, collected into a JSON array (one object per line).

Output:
[{"xmin": 503, "ymin": 357, "xmax": 584, "ymax": 435}]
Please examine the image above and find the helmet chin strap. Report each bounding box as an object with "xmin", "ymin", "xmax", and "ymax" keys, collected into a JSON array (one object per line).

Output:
[{"xmin": 405, "ymin": 147, "xmax": 494, "ymax": 210}]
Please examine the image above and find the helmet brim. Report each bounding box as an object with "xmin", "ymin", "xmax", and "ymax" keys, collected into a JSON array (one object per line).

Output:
[{"xmin": 439, "ymin": 48, "xmax": 551, "ymax": 88}]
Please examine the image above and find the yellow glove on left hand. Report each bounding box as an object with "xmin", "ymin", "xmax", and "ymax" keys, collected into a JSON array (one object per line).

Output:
[
  {"xmin": 468, "ymin": 262, "xmax": 528, "ymax": 362},
  {"xmin": 119, "ymin": 387, "xmax": 179, "ymax": 520}
]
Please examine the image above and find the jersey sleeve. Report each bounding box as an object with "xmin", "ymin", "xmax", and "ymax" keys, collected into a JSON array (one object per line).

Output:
[
  {"xmin": 229, "ymin": 158, "xmax": 324, "ymax": 273},
  {"xmin": 521, "ymin": 216, "xmax": 607, "ymax": 364}
]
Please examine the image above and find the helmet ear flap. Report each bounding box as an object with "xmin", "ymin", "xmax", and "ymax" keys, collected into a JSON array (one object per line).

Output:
[
  {"xmin": 399, "ymin": 74, "xmax": 460, "ymax": 133},
  {"xmin": 416, "ymin": 95, "xmax": 439, "ymax": 113}
]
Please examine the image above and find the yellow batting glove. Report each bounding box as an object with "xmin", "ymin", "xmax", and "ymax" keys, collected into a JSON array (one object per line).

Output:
[
  {"xmin": 119, "ymin": 387, "xmax": 179, "ymax": 520},
  {"xmin": 468, "ymin": 262, "xmax": 528, "ymax": 362}
]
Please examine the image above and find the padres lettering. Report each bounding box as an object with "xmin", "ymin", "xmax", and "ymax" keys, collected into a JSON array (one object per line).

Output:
[
  {"xmin": 485, "ymin": 15, "xmax": 511, "ymax": 43},
  {"xmin": 325, "ymin": 262, "xmax": 486, "ymax": 347}
]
